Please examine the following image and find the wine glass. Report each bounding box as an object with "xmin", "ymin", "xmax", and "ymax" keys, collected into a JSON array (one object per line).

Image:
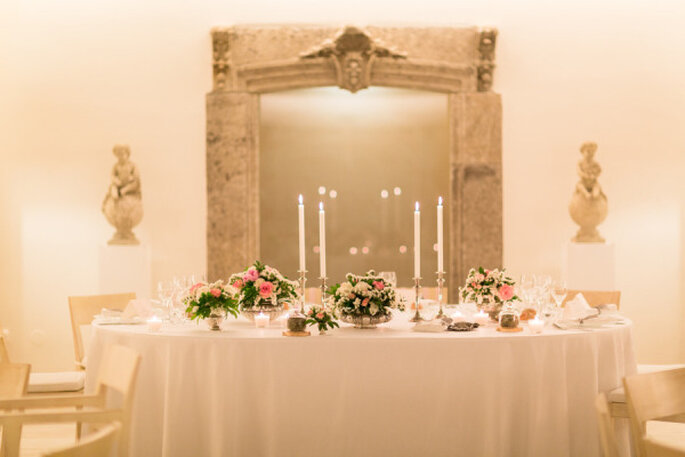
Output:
[
  {"xmin": 519, "ymin": 274, "xmax": 535, "ymax": 307},
  {"xmin": 551, "ymin": 281, "xmax": 568, "ymax": 308},
  {"xmin": 157, "ymin": 280, "xmax": 174, "ymax": 320}
]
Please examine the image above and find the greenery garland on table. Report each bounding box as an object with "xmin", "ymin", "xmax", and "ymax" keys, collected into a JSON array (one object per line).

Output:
[
  {"xmin": 228, "ymin": 261, "xmax": 298, "ymax": 309},
  {"xmin": 328, "ymin": 270, "xmax": 405, "ymax": 318},
  {"xmin": 305, "ymin": 304, "xmax": 339, "ymax": 333},
  {"xmin": 182, "ymin": 280, "xmax": 239, "ymax": 321}
]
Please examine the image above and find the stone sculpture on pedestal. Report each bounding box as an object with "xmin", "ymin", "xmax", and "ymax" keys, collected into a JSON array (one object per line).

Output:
[
  {"xmin": 102, "ymin": 145, "xmax": 143, "ymax": 245},
  {"xmin": 569, "ymin": 141, "xmax": 607, "ymax": 243}
]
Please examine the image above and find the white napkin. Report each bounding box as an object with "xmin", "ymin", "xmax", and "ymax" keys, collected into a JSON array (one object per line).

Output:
[
  {"xmin": 122, "ymin": 299, "xmax": 154, "ymax": 319},
  {"xmin": 563, "ymin": 293, "xmax": 595, "ymax": 321},
  {"xmin": 412, "ymin": 319, "xmax": 446, "ymax": 333}
]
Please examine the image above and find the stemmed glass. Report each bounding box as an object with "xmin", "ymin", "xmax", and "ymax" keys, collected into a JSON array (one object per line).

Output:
[
  {"xmin": 379, "ymin": 271, "xmax": 397, "ymax": 288},
  {"xmin": 157, "ymin": 280, "xmax": 175, "ymax": 321},
  {"xmin": 551, "ymin": 281, "xmax": 568, "ymax": 308},
  {"xmin": 519, "ymin": 274, "xmax": 535, "ymax": 308}
]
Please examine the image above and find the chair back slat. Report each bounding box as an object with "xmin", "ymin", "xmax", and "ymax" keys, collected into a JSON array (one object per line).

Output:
[
  {"xmin": 595, "ymin": 393, "xmax": 621, "ymax": 457},
  {"xmin": 42, "ymin": 423, "xmax": 120, "ymax": 457},
  {"xmin": 68, "ymin": 293, "xmax": 135, "ymax": 367},
  {"xmin": 0, "ymin": 336, "xmax": 10, "ymax": 364},
  {"xmin": 563, "ymin": 290, "xmax": 621, "ymax": 309},
  {"xmin": 0, "ymin": 363, "xmax": 30, "ymax": 398},
  {"xmin": 624, "ymin": 367, "xmax": 685, "ymax": 457}
]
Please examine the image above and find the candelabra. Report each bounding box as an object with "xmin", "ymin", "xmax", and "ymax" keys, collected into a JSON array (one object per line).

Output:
[
  {"xmin": 297, "ymin": 270, "xmax": 307, "ymax": 314},
  {"xmin": 409, "ymin": 277, "xmax": 424, "ymax": 322},
  {"xmin": 435, "ymin": 271, "xmax": 446, "ymax": 318},
  {"xmin": 319, "ymin": 276, "xmax": 328, "ymax": 306}
]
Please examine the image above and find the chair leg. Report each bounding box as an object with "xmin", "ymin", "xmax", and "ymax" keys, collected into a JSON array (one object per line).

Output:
[{"xmin": 0, "ymin": 421, "xmax": 22, "ymax": 457}]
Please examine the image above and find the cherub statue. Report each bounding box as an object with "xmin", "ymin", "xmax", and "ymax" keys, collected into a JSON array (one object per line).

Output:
[
  {"xmin": 569, "ymin": 141, "xmax": 608, "ymax": 242},
  {"xmin": 102, "ymin": 145, "xmax": 143, "ymax": 245}
]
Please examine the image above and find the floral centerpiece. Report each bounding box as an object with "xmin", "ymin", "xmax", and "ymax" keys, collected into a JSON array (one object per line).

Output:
[
  {"xmin": 183, "ymin": 280, "xmax": 239, "ymax": 331},
  {"xmin": 459, "ymin": 267, "xmax": 519, "ymax": 320},
  {"xmin": 328, "ymin": 270, "xmax": 405, "ymax": 328},
  {"xmin": 229, "ymin": 261, "xmax": 298, "ymax": 321},
  {"xmin": 305, "ymin": 304, "xmax": 339, "ymax": 335}
]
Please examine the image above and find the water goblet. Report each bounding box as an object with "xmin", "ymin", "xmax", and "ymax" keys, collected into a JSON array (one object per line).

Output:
[
  {"xmin": 379, "ymin": 271, "xmax": 397, "ymax": 287},
  {"xmin": 551, "ymin": 281, "xmax": 568, "ymax": 308}
]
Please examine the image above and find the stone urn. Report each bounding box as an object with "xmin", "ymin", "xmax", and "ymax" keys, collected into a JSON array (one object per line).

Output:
[
  {"xmin": 569, "ymin": 191, "xmax": 607, "ymax": 243},
  {"xmin": 103, "ymin": 196, "xmax": 143, "ymax": 245}
]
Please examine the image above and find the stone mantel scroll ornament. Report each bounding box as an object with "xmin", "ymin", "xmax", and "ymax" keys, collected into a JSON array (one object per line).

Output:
[
  {"xmin": 206, "ymin": 25, "xmax": 503, "ymax": 301},
  {"xmin": 569, "ymin": 141, "xmax": 608, "ymax": 243},
  {"xmin": 102, "ymin": 145, "xmax": 143, "ymax": 245}
]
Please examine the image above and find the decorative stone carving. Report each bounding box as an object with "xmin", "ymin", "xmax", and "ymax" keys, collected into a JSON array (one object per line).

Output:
[
  {"xmin": 300, "ymin": 26, "xmax": 406, "ymax": 93},
  {"xmin": 477, "ymin": 29, "xmax": 498, "ymax": 92},
  {"xmin": 102, "ymin": 145, "xmax": 143, "ymax": 245},
  {"xmin": 206, "ymin": 25, "xmax": 502, "ymax": 300},
  {"xmin": 569, "ymin": 142, "xmax": 608, "ymax": 243},
  {"xmin": 212, "ymin": 30, "xmax": 231, "ymax": 90}
]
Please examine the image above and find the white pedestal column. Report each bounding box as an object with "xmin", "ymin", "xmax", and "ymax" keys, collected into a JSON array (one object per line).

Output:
[
  {"xmin": 562, "ymin": 242, "xmax": 615, "ymax": 291},
  {"xmin": 98, "ymin": 245, "xmax": 151, "ymax": 299}
]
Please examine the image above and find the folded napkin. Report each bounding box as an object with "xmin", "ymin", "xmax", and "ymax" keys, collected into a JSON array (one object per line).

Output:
[
  {"xmin": 563, "ymin": 293, "xmax": 595, "ymax": 321},
  {"xmin": 412, "ymin": 319, "xmax": 447, "ymax": 333},
  {"xmin": 122, "ymin": 299, "xmax": 154, "ymax": 319}
]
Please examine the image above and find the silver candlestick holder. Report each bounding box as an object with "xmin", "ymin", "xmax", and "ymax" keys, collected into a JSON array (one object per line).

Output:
[
  {"xmin": 319, "ymin": 276, "xmax": 328, "ymax": 306},
  {"xmin": 435, "ymin": 271, "xmax": 446, "ymax": 318},
  {"xmin": 297, "ymin": 270, "xmax": 307, "ymax": 314},
  {"xmin": 409, "ymin": 277, "xmax": 424, "ymax": 322}
]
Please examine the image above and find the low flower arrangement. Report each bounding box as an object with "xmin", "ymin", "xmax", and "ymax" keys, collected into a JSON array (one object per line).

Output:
[
  {"xmin": 459, "ymin": 267, "xmax": 519, "ymax": 319},
  {"xmin": 183, "ymin": 280, "xmax": 239, "ymax": 321},
  {"xmin": 305, "ymin": 304, "xmax": 339, "ymax": 334},
  {"xmin": 229, "ymin": 261, "xmax": 298, "ymax": 314},
  {"xmin": 328, "ymin": 271, "xmax": 405, "ymax": 327}
]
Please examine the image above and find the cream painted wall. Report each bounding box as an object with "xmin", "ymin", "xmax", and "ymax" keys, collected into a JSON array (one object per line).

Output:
[{"xmin": 1, "ymin": 0, "xmax": 683, "ymax": 370}]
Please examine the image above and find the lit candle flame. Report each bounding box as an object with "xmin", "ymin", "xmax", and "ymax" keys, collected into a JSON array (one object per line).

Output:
[
  {"xmin": 319, "ymin": 202, "xmax": 324, "ymax": 211},
  {"xmin": 438, "ymin": 196, "xmax": 443, "ymax": 206},
  {"xmin": 298, "ymin": 194, "xmax": 303, "ymax": 205},
  {"xmin": 415, "ymin": 201, "xmax": 420, "ymax": 211}
]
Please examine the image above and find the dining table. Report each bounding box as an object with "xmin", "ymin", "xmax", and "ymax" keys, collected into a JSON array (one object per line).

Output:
[{"xmin": 85, "ymin": 311, "xmax": 636, "ymax": 457}]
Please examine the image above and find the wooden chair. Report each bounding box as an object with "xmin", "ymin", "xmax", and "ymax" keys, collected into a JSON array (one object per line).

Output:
[
  {"xmin": 562, "ymin": 290, "xmax": 621, "ymax": 309},
  {"xmin": 0, "ymin": 364, "xmax": 30, "ymax": 399},
  {"xmin": 68, "ymin": 293, "xmax": 135, "ymax": 370},
  {"xmin": 0, "ymin": 337, "xmax": 10, "ymax": 364},
  {"xmin": 644, "ymin": 437, "xmax": 685, "ymax": 457},
  {"xmin": 623, "ymin": 367, "xmax": 685, "ymax": 457},
  {"xmin": 0, "ymin": 344, "xmax": 141, "ymax": 457},
  {"xmin": 42, "ymin": 423, "xmax": 120, "ymax": 457},
  {"xmin": 596, "ymin": 393, "xmax": 621, "ymax": 457}
]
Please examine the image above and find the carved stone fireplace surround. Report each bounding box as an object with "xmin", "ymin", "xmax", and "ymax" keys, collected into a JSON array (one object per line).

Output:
[{"xmin": 206, "ymin": 24, "xmax": 502, "ymax": 300}]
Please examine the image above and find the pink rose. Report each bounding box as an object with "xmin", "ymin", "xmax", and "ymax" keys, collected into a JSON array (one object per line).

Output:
[
  {"xmin": 243, "ymin": 268, "xmax": 259, "ymax": 282},
  {"xmin": 316, "ymin": 312, "xmax": 324, "ymax": 319},
  {"xmin": 210, "ymin": 288, "xmax": 221, "ymax": 298},
  {"xmin": 259, "ymin": 281, "xmax": 274, "ymax": 298},
  {"xmin": 308, "ymin": 309, "xmax": 314, "ymax": 316},
  {"xmin": 190, "ymin": 282, "xmax": 203, "ymax": 292},
  {"xmin": 347, "ymin": 293, "xmax": 355, "ymax": 300},
  {"xmin": 361, "ymin": 298, "xmax": 370, "ymax": 307},
  {"xmin": 498, "ymin": 284, "xmax": 514, "ymax": 301},
  {"xmin": 372, "ymin": 281, "xmax": 385, "ymax": 290},
  {"xmin": 232, "ymin": 279, "xmax": 243, "ymax": 289}
]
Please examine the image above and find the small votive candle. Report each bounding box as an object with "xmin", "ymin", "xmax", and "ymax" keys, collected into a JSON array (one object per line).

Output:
[
  {"xmin": 255, "ymin": 312, "xmax": 270, "ymax": 328},
  {"xmin": 147, "ymin": 316, "xmax": 163, "ymax": 332},
  {"xmin": 450, "ymin": 310, "xmax": 465, "ymax": 322},
  {"xmin": 473, "ymin": 310, "xmax": 489, "ymax": 326},
  {"xmin": 528, "ymin": 316, "xmax": 544, "ymax": 334}
]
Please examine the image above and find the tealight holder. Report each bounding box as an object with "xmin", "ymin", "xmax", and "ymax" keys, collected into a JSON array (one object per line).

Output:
[
  {"xmin": 410, "ymin": 277, "xmax": 424, "ymax": 323},
  {"xmin": 284, "ymin": 269, "xmax": 310, "ymax": 337}
]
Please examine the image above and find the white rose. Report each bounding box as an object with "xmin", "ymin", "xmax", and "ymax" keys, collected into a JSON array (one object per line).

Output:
[{"xmin": 254, "ymin": 278, "xmax": 264, "ymax": 288}]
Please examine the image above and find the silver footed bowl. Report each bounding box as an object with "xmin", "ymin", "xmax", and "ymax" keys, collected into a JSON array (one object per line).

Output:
[
  {"xmin": 340, "ymin": 312, "xmax": 392, "ymax": 329},
  {"xmin": 240, "ymin": 304, "xmax": 285, "ymax": 322}
]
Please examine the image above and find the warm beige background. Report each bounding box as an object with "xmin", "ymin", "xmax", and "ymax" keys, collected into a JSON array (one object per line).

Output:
[{"xmin": 1, "ymin": 0, "xmax": 683, "ymax": 370}]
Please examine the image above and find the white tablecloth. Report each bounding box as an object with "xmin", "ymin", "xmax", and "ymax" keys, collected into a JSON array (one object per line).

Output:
[{"xmin": 86, "ymin": 314, "xmax": 636, "ymax": 457}]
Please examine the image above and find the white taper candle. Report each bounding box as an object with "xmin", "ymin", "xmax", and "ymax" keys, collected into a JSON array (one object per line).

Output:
[
  {"xmin": 298, "ymin": 194, "xmax": 305, "ymax": 272},
  {"xmin": 414, "ymin": 201, "xmax": 421, "ymax": 278},
  {"xmin": 319, "ymin": 202, "xmax": 326, "ymax": 278},
  {"xmin": 437, "ymin": 196, "xmax": 444, "ymax": 272}
]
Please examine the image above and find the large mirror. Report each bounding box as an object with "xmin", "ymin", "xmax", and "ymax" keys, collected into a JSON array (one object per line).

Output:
[{"xmin": 260, "ymin": 88, "xmax": 449, "ymax": 287}]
